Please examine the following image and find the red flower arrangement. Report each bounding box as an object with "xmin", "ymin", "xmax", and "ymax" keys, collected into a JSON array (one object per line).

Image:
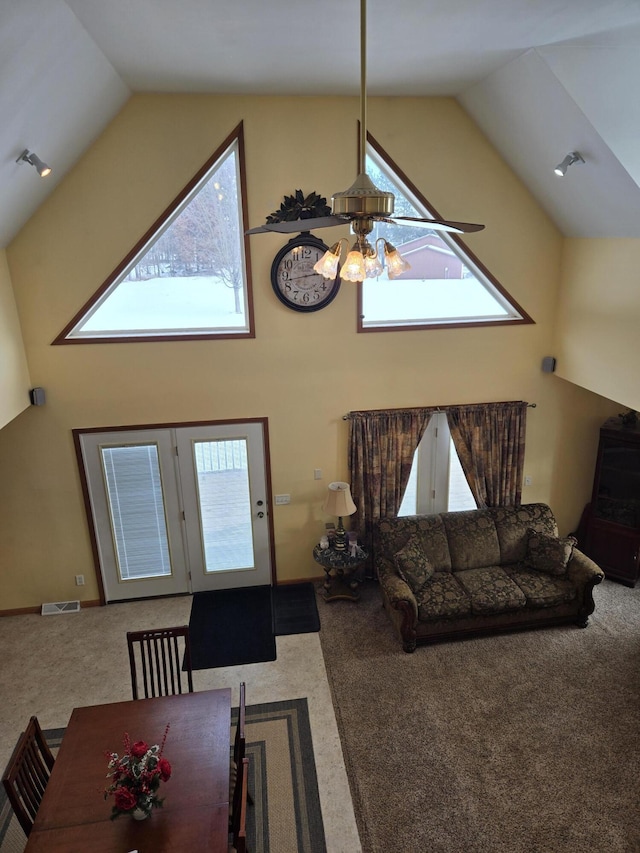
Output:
[{"xmin": 104, "ymin": 725, "xmax": 171, "ymax": 819}]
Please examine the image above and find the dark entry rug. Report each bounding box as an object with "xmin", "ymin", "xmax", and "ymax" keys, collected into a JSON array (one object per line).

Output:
[
  {"xmin": 0, "ymin": 699, "xmax": 327, "ymax": 853},
  {"xmin": 188, "ymin": 583, "xmax": 321, "ymax": 670},
  {"xmin": 188, "ymin": 585, "xmax": 276, "ymax": 670},
  {"xmin": 272, "ymin": 583, "xmax": 320, "ymax": 636}
]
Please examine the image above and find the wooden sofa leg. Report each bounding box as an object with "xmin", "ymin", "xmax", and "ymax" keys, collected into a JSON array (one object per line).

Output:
[{"xmin": 402, "ymin": 639, "xmax": 417, "ymax": 653}]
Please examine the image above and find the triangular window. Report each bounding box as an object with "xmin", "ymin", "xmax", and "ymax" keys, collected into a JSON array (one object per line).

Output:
[
  {"xmin": 359, "ymin": 134, "xmax": 532, "ymax": 331},
  {"xmin": 55, "ymin": 123, "xmax": 254, "ymax": 343}
]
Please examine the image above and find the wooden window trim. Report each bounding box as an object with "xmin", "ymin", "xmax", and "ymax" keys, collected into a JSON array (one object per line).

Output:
[{"xmin": 53, "ymin": 122, "xmax": 255, "ymax": 345}]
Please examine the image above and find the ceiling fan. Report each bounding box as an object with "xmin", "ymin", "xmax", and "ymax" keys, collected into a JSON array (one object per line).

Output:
[{"xmin": 247, "ymin": 0, "xmax": 485, "ymax": 281}]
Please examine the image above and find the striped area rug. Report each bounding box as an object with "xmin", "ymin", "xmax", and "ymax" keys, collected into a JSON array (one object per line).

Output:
[{"xmin": 0, "ymin": 698, "xmax": 326, "ymax": 853}]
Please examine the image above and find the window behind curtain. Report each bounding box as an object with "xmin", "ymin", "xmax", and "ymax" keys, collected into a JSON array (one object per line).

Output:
[{"xmin": 398, "ymin": 413, "xmax": 476, "ymax": 515}]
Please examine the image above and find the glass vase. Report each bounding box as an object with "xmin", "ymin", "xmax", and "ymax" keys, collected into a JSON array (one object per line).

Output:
[{"xmin": 131, "ymin": 807, "xmax": 150, "ymax": 821}]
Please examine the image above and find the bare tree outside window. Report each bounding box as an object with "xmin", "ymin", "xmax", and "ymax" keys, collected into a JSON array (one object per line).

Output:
[
  {"xmin": 134, "ymin": 153, "xmax": 244, "ymax": 314},
  {"xmin": 59, "ymin": 125, "xmax": 253, "ymax": 342}
]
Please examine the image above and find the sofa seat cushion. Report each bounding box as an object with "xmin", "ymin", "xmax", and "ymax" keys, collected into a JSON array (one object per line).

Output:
[
  {"xmin": 415, "ymin": 573, "xmax": 472, "ymax": 622},
  {"xmin": 507, "ymin": 566, "xmax": 577, "ymax": 607},
  {"xmin": 455, "ymin": 566, "xmax": 527, "ymax": 615}
]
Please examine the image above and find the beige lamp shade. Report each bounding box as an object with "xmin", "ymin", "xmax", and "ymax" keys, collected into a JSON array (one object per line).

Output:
[{"xmin": 323, "ymin": 481, "xmax": 357, "ymax": 517}]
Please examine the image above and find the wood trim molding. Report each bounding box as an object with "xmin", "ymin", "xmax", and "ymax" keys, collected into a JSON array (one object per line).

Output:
[
  {"xmin": 72, "ymin": 417, "xmax": 276, "ymax": 605},
  {"xmin": 53, "ymin": 121, "xmax": 255, "ymax": 345},
  {"xmin": 357, "ymin": 129, "xmax": 534, "ymax": 333}
]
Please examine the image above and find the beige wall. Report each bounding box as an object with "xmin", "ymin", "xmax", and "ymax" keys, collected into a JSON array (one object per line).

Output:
[
  {"xmin": 0, "ymin": 250, "xmax": 31, "ymax": 429},
  {"xmin": 1, "ymin": 94, "xmax": 619, "ymax": 610},
  {"xmin": 554, "ymin": 238, "xmax": 640, "ymax": 412}
]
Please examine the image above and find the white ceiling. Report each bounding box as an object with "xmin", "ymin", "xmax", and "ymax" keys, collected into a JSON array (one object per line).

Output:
[{"xmin": 3, "ymin": 0, "xmax": 640, "ymax": 247}]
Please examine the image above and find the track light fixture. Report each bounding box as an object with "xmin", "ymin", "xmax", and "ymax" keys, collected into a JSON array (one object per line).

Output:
[
  {"xmin": 16, "ymin": 149, "xmax": 52, "ymax": 178},
  {"xmin": 554, "ymin": 151, "xmax": 584, "ymax": 177}
]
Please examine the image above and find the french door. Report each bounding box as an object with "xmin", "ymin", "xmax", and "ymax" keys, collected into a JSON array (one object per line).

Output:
[{"xmin": 77, "ymin": 421, "xmax": 272, "ymax": 602}]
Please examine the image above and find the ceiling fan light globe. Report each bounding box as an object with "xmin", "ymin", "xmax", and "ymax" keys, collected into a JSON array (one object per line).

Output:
[
  {"xmin": 341, "ymin": 250, "xmax": 366, "ymax": 282},
  {"xmin": 313, "ymin": 248, "xmax": 341, "ymax": 279},
  {"xmin": 364, "ymin": 252, "xmax": 383, "ymax": 278},
  {"xmin": 385, "ymin": 246, "xmax": 411, "ymax": 279}
]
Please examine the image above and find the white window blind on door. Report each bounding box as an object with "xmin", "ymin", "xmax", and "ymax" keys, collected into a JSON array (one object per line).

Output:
[{"xmin": 101, "ymin": 444, "xmax": 172, "ymax": 581}]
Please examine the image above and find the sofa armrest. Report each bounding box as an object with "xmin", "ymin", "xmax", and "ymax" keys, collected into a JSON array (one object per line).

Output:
[
  {"xmin": 567, "ymin": 547, "xmax": 605, "ymax": 627},
  {"xmin": 567, "ymin": 547, "xmax": 605, "ymax": 586},
  {"xmin": 377, "ymin": 557, "xmax": 418, "ymax": 619},
  {"xmin": 377, "ymin": 556, "xmax": 420, "ymax": 651}
]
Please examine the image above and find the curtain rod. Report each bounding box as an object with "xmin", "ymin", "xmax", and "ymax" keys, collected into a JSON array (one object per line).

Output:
[{"xmin": 342, "ymin": 402, "xmax": 536, "ymax": 420}]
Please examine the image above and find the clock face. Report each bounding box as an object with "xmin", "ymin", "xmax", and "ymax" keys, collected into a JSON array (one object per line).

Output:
[{"xmin": 270, "ymin": 234, "xmax": 341, "ymax": 312}]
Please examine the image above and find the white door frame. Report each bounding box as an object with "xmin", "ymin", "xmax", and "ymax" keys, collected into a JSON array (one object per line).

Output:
[{"xmin": 74, "ymin": 418, "xmax": 275, "ymax": 603}]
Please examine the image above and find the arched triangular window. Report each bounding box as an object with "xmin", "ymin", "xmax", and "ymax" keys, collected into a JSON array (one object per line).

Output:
[
  {"xmin": 359, "ymin": 133, "xmax": 532, "ymax": 331},
  {"xmin": 54, "ymin": 122, "xmax": 254, "ymax": 344}
]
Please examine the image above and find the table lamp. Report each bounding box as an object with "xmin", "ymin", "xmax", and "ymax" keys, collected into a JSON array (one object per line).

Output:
[{"xmin": 323, "ymin": 481, "xmax": 357, "ymax": 551}]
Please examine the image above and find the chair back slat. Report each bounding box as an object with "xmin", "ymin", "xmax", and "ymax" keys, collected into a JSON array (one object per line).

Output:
[
  {"xmin": 234, "ymin": 681, "xmax": 247, "ymax": 765},
  {"xmin": 231, "ymin": 756, "xmax": 249, "ymax": 851},
  {"xmin": 126, "ymin": 626, "xmax": 193, "ymax": 700},
  {"xmin": 2, "ymin": 716, "xmax": 55, "ymax": 837}
]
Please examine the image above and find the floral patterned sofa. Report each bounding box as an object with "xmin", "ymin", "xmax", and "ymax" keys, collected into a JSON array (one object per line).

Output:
[{"xmin": 375, "ymin": 503, "xmax": 604, "ymax": 652}]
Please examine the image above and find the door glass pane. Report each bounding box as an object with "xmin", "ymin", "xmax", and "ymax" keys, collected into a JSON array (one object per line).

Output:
[
  {"xmin": 101, "ymin": 444, "xmax": 172, "ymax": 581},
  {"xmin": 194, "ymin": 439, "xmax": 254, "ymax": 572}
]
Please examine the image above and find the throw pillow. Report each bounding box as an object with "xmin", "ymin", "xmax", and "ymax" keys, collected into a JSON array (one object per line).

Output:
[
  {"xmin": 394, "ymin": 536, "xmax": 434, "ymax": 591},
  {"xmin": 525, "ymin": 528, "xmax": 575, "ymax": 577}
]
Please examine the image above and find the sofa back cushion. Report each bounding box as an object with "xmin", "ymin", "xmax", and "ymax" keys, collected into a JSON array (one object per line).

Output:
[
  {"xmin": 489, "ymin": 504, "xmax": 558, "ymax": 564},
  {"xmin": 441, "ymin": 509, "xmax": 501, "ymax": 570},
  {"xmin": 374, "ymin": 514, "xmax": 452, "ymax": 572}
]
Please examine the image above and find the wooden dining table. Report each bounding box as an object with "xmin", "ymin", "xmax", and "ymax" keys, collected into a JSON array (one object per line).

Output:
[{"xmin": 24, "ymin": 687, "xmax": 232, "ymax": 853}]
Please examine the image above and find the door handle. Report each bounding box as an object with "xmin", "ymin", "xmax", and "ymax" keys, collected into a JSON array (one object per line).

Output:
[{"xmin": 257, "ymin": 511, "xmax": 265, "ymax": 518}]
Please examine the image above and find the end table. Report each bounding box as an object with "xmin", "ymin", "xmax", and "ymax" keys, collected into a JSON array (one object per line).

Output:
[{"xmin": 313, "ymin": 544, "xmax": 368, "ymax": 602}]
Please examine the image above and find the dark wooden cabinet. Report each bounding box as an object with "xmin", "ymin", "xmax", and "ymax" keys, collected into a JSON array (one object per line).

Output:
[{"xmin": 583, "ymin": 417, "xmax": 640, "ymax": 586}]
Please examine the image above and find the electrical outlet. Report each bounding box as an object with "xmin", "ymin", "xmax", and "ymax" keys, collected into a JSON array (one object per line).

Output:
[
  {"xmin": 75, "ymin": 574, "xmax": 85, "ymax": 586},
  {"xmin": 524, "ymin": 476, "xmax": 532, "ymax": 486},
  {"xmin": 314, "ymin": 469, "xmax": 322, "ymax": 480},
  {"xmin": 274, "ymin": 494, "xmax": 290, "ymax": 505}
]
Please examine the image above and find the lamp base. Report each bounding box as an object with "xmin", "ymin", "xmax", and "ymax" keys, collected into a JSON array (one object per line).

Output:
[{"xmin": 334, "ymin": 518, "xmax": 347, "ymax": 551}]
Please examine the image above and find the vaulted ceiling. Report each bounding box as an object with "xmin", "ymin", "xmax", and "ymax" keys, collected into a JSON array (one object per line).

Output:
[{"xmin": 3, "ymin": 0, "xmax": 640, "ymax": 248}]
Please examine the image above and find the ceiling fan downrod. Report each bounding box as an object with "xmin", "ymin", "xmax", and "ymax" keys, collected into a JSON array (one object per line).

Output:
[{"xmin": 330, "ymin": 0, "xmax": 395, "ymax": 220}]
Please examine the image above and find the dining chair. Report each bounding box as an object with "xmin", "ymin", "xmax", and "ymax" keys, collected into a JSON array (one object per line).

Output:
[
  {"xmin": 233, "ymin": 681, "xmax": 247, "ymax": 766},
  {"xmin": 2, "ymin": 716, "xmax": 55, "ymax": 837},
  {"xmin": 231, "ymin": 756, "xmax": 249, "ymax": 853},
  {"xmin": 231, "ymin": 682, "xmax": 253, "ymax": 807},
  {"xmin": 126, "ymin": 625, "xmax": 194, "ymax": 700}
]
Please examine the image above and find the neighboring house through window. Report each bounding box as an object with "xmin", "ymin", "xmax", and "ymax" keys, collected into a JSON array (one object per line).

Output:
[{"xmin": 360, "ymin": 135, "xmax": 532, "ymax": 332}]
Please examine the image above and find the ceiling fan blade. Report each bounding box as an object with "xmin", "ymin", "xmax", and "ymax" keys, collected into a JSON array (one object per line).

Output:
[
  {"xmin": 246, "ymin": 215, "xmax": 347, "ymax": 235},
  {"xmin": 391, "ymin": 216, "xmax": 485, "ymax": 234}
]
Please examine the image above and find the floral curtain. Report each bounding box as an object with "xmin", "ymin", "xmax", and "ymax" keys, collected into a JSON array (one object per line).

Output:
[
  {"xmin": 447, "ymin": 401, "xmax": 528, "ymax": 508},
  {"xmin": 348, "ymin": 408, "xmax": 434, "ymax": 561}
]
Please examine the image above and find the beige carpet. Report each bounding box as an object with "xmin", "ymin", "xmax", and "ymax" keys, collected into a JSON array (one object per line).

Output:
[
  {"xmin": 319, "ymin": 578, "xmax": 640, "ymax": 853},
  {"xmin": 0, "ymin": 698, "xmax": 326, "ymax": 853}
]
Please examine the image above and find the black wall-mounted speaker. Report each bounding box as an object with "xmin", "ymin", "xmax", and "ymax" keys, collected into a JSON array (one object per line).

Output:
[
  {"xmin": 29, "ymin": 387, "xmax": 46, "ymax": 406},
  {"xmin": 541, "ymin": 356, "xmax": 556, "ymax": 373}
]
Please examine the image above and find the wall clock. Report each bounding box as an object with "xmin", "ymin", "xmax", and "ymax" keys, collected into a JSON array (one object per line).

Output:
[{"xmin": 270, "ymin": 232, "xmax": 341, "ymax": 312}]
